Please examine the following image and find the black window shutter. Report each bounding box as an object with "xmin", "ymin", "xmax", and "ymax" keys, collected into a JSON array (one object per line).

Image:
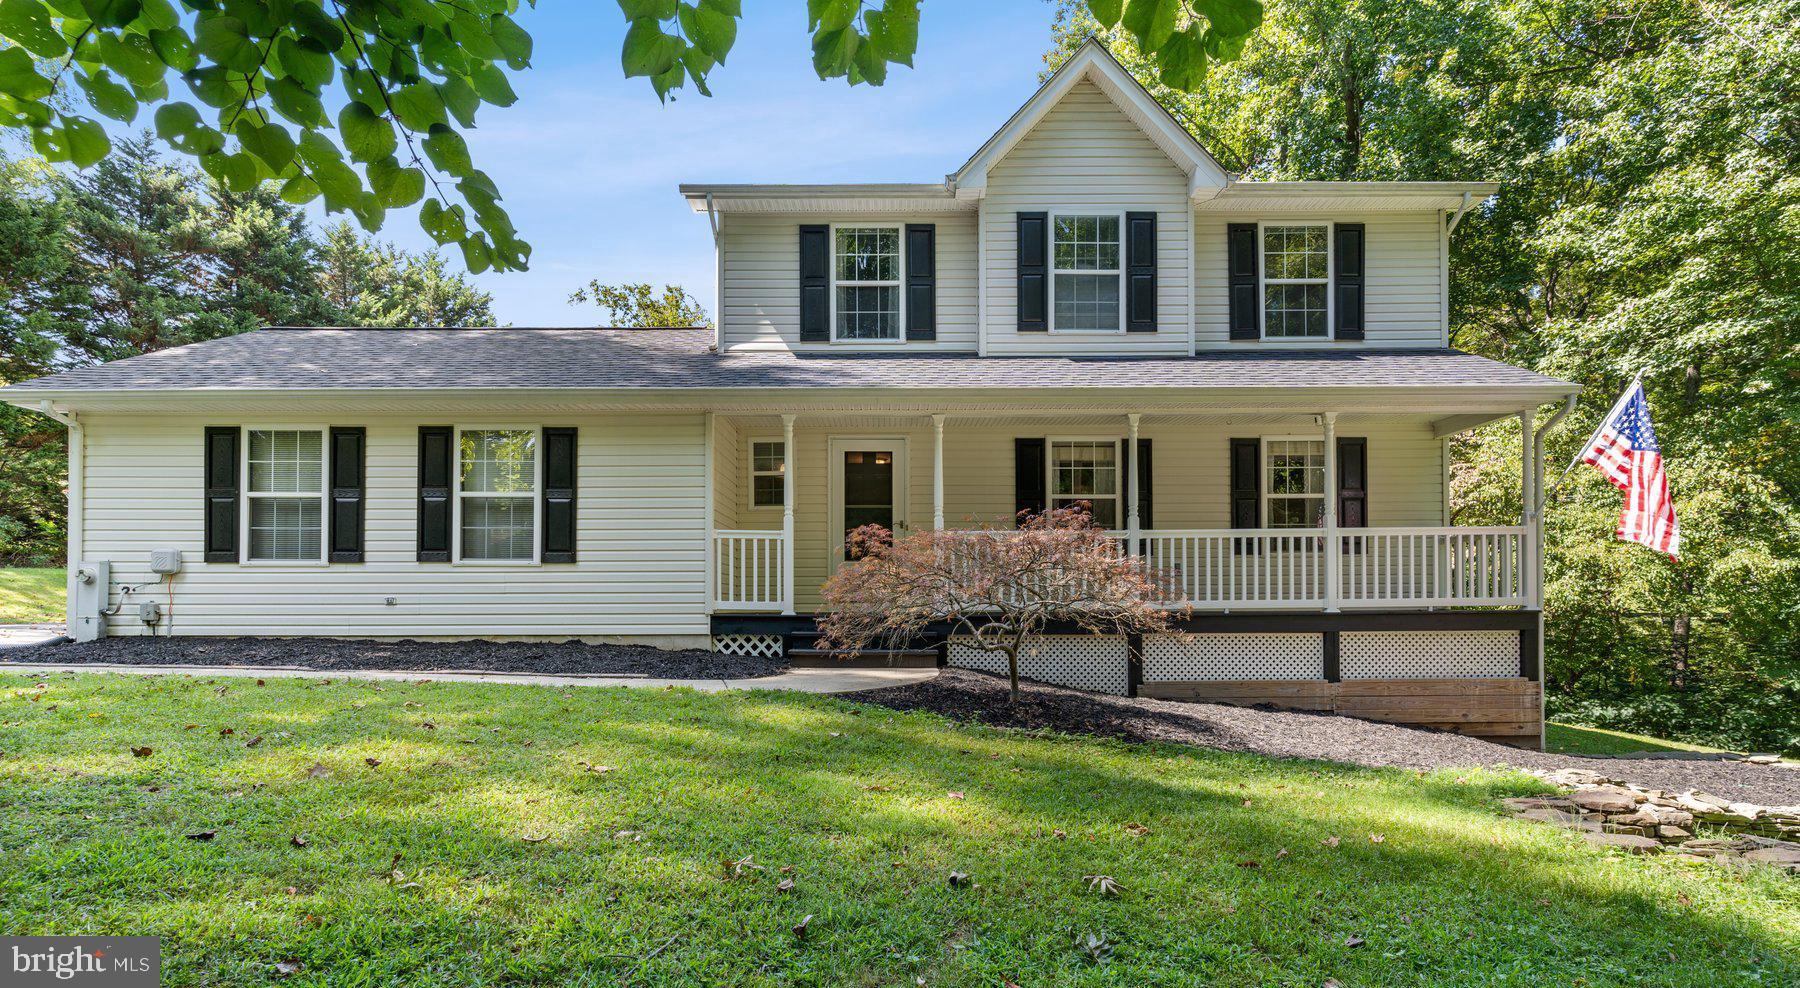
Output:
[
  {"xmin": 1228, "ymin": 223, "xmax": 1259, "ymax": 340},
  {"xmin": 799, "ymin": 224, "xmax": 830, "ymax": 342},
  {"xmin": 1016, "ymin": 212, "xmax": 1048, "ymax": 332},
  {"xmin": 328, "ymin": 427, "xmax": 366, "ymax": 563},
  {"xmin": 1125, "ymin": 211, "xmax": 1157, "ymax": 332},
  {"xmin": 1014, "ymin": 437, "xmax": 1046, "ymax": 524},
  {"xmin": 1136, "ymin": 438, "xmax": 1153, "ymax": 529},
  {"xmin": 1338, "ymin": 437, "xmax": 1367, "ymax": 527},
  {"xmin": 542, "ymin": 427, "xmax": 577, "ymax": 564},
  {"xmin": 1229, "ymin": 439, "xmax": 1260, "ymax": 554},
  {"xmin": 417, "ymin": 426, "xmax": 452, "ymax": 562},
  {"xmin": 203, "ymin": 426, "xmax": 239, "ymax": 563},
  {"xmin": 905, "ymin": 223, "xmax": 936, "ymax": 341},
  {"xmin": 1333, "ymin": 223, "xmax": 1365, "ymax": 341}
]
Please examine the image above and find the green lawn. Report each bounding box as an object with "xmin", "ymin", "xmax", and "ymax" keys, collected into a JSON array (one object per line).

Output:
[
  {"xmin": 0, "ymin": 566, "xmax": 63, "ymax": 623},
  {"xmin": 1546, "ymin": 721, "xmax": 1740, "ymax": 758},
  {"xmin": 2, "ymin": 674, "xmax": 1795, "ymax": 986}
]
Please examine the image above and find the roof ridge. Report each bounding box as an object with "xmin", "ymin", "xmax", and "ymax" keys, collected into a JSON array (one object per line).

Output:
[{"xmin": 256, "ymin": 325, "xmax": 711, "ymax": 332}]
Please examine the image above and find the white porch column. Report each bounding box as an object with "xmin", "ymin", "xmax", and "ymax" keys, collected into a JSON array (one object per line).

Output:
[
  {"xmin": 1322, "ymin": 412, "xmax": 1341, "ymax": 613},
  {"xmin": 1126, "ymin": 413, "xmax": 1141, "ymax": 554},
  {"xmin": 781, "ymin": 414, "xmax": 796, "ymax": 616},
  {"xmin": 932, "ymin": 414, "xmax": 945, "ymax": 530},
  {"xmin": 1520, "ymin": 408, "xmax": 1538, "ymax": 608}
]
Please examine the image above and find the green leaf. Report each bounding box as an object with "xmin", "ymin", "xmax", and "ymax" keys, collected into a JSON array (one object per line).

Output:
[
  {"xmin": 268, "ymin": 76, "xmax": 324, "ymax": 127},
  {"xmin": 0, "ymin": 0, "xmax": 70, "ymax": 58},
  {"xmin": 1154, "ymin": 26, "xmax": 1209, "ymax": 90},
  {"xmin": 136, "ymin": 0, "xmax": 175, "ymax": 30},
  {"xmin": 278, "ymin": 173, "xmax": 319, "ymax": 204},
  {"xmin": 680, "ymin": 46, "xmax": 714, "ymax": 96},
  {"xmin": 183, "ymin": 65, "xmax": 243, "ymax": 109},
  {"xmin": 808, "ymin": 0, "xmax": 858, "ymax": 32},
  {"xmin": 78, "ymin": 0, "xmax": 138, "ymax": 28},
  {"xmin": 682, "ymin": 0, "xmax": 736, "ymax": 64},
  {"xmin": 0, "ymin": 45, "xmax": 53, "ymax": 100},
  {"xmin": 460, "ymin": 233, "xmax": 492, "ymax": 274},
  {"xmin": 368, "ymin": 155, "xmax": 424, "ymax": 207},
  {"xmin": 447, "ymin": 10, "xmax": 502, "ymax": 61},
  {"xmin": 338, "ymin": 101, "xmax": 395, "ymax": 162},
  {"xmin": 1086, "ymin": 0, "xmax": 1123, "ymax": 27},
  {"xmin": 59, "ymin": 113, "xmax": 108, "ymax": 166},
  {"xmin": 297, "ymin": 130, "xmax": 362, "ymax": 210},
  {"xmin": 147, "ymin": 27, "xmax": 196, "ymax": 72},
  {"xmin": 810, "ymin": 26, "xmax": 857, "ymax": 79},
  {"xmin": 128, "ymin": 75, "xmax": 167, "ymax": 101},
  {"xmin": 490, "ymin": 12, "xmax": 531, "ymax": 69},
  {"xmin": 194, "ymin": 14, "xmax": 260, "ymax": 73},
  {"xmin": 98, "ymin": 31, "xmax": 163, "ymax": 86},
  {"xmin": 201, "ymin": 149, "xmax": 258, "ymax": 192},
  {"xmin": 1121, "ymin": 0, "xmax": 1177, "ymax": 51},
  {"xmin": 419, "ymin": 27, "xmax": 468, "ymax": 76},
  {"xmin": 234, "ymin": 116, "xmax": 295, "ymax": 171},
  {"xmin": 291, "ymin": 1, "xmax": 343, "ymax": 50},
  {"xmin": 0, "ymin": 94, "xmax": 53, "ymax": 126},
  {"xmin": 617, "ymin": 0, "xmax": 677, "ymax": 19},
  {"xmin": 439, "ymin": 74, "xmax": 478, "ymax": 127},
  {"xmin": 650, "ymin": 57, "xmax": 683, "ymax": 101},
  {"xmin": 390, "ymin": 80, "xmax": 447, "ymax": 130},
  {"xmin": 878, "ymin": 0, "xmax": 918, "ymax": 67},
  {"xmin": 76, "ymin": 68, "xmax": 136, "ymax": 121},
  {"xmin": 273, "ymin": 35, "xmax": 334, "ymax": 88},
  {"xmin": 1192, "ymin": 0, "xmax": 1262, "ymax": 37},
  {"xmin": 421, "ymin": 124, "xmax": 472, "ymax": 177},
  {"xmin": 621, "ymin": 18, "xmax": 679, "ymax": 78},
  {"xmin": 466, "ymin": 62, "xmax": 516, "ymax": 106},
  {"xmin": 420, "ymin": 198, "xmax": 467, "ymax": 244}
]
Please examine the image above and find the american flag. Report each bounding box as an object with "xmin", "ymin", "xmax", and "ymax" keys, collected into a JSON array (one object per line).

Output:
[{"xmin": 1581, "ymin": 380, "xmax": 1680, "ymax": 558}]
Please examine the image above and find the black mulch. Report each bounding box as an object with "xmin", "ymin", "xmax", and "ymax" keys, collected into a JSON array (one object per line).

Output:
[
  {"xmin": 3, "ymin": 636, "xmax": 786, "ymax": 680},
  {"xmin": 844, "ymin": 668, "xmax": 1800, "ymax": 806}
]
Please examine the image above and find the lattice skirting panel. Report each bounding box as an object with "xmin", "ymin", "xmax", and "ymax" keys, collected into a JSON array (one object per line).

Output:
[
  {"xmin": 711, "ymin": 634, "xmax": 784, "ymax": 658},
  {"xmin": 1142, "ymin": 633, "xmax": 1324, "ymax": 682},
  {"xmin": 947, "ymin": 635, "xmax": 1129, "ymax": 696},
  {"xmin": 1340, "ymin": 630, "xmax": 1520, "ymax": 679}
]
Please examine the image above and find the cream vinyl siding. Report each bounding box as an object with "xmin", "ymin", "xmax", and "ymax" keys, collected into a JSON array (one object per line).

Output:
[
  {"xmin": 722, "ymin": 415, "xmax": 1445, "ymax": 610},
  {"xmin": 1193, "ymin": 212, "xmax": 1448, "ymax": 348},
  {"xmin": 981, "ymin": 81, "xmax": 1192, "ymax": 356},
  {"xmin": 81, "ymin": 413, "xmax": 708, "ymax": 639},
  {"xmin": 719, "ymin": 211, "xmax": 978, "ymax": 351}
]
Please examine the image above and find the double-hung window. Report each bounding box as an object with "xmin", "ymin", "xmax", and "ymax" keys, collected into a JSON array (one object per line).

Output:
[
  {"xmin": 750, "ymin": 440, "xmax": 786, "ymax": 508},
  {"xmin": 1051, "ymin": 214, "xmax": 1121, "ymax": 332},
  {"xmin": 832, "ymin": 226, "xmax": 902, "ymax": 341},
  {"xmin": 1049, "ymin": 439, "xmax": 1121, "ymax": 529},
  {"xmin": 1261, "ymin": 224, "xmax": 1330, "ymax": 339},
  {"xmin": 1265, "ymin": 439, "xmax": 1326, "ymax": 528},
  {"xmin": 458, "ymin": 428, "xmax": 538, "ymax": 562},
  {"xmin": 244, "ymin": 429, "xmax": 325, "ymax": 562}
]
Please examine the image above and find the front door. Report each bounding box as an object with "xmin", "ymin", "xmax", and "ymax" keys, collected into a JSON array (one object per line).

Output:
[{"xmin": 829, "ymin": 438, "xmax": 907, "ymax": 561}]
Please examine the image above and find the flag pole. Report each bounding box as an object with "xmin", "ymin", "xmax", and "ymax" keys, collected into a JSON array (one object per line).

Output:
[{"xmin": 1544, "ymin": 369, "xmax": 1644, "ymax": 500}]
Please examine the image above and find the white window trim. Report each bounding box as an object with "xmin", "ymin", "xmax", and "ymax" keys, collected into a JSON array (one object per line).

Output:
[
  {"xmin": 746, "ymin": 435, "xmax": 785, "ymax": 511},
  {"xmin": 1046, "ymin": 436, "xmax": 1125, "ymax": 531},
  {"xmin": 452, "ymin": 425, "xmax": 543, "ymax": 566},
  {"xmin": 1261, "ymin": 435, "xmax": 1327, "ymax": 530},
  {"xmin": 1048, "ymin": 210, "xmax": 1126, "ymax": 335},
  {"xmin": 1257, "ymin": 219, "xmax": 1334, "ymax": 343},
  {"xmin": 827, "ymin": 222, "xmax": 906, "ymax": 345},
  {"xmin": 239, "ymin": 425, "xmax": 329, "ymax": 567}
]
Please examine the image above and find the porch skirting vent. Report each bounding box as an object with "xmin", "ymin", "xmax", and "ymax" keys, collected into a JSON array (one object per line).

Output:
[
  {"xmin": 1339, "ymin": 631, "xmax": 1520, "ymax": 679},
  {"xmin": 948, "ymin": 635, "xmax": 1130, "ymax": 696},
  {"xmin": 1142, "ymin": 633, "xmax": 1324, "ymax": 682},
  {"xmin": 711, "ymin": 634, "xmax": 784, "ymax": 658}
]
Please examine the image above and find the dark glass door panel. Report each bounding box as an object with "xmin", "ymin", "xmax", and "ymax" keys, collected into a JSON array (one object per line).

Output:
[{"xmin": 842, "ymin": 449, "xmax": 894, "ymax": 559}]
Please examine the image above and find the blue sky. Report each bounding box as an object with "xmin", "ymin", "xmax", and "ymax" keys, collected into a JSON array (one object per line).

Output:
[{"xmin": 367, "ymin": 1, "xmax": 1060, "ymax": 327}]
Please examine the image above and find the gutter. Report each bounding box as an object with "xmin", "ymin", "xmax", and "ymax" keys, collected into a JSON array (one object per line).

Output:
[
  {"xmin": 705, "ymin": 192, "xmax": 723, "ymax": 352},
  {"xmin": 1445, "ymin": 191, "xmax": 1475, "ymax": 234}
]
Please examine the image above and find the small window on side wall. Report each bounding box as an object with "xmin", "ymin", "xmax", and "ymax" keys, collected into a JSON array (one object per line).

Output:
[
  {"xmin": 1265, "ymin": 439, "xmax": 1325, "ymax": 528},
  {"xmin": 750, "ymin": 440, "xmax": 786, "ymax": 508},
  {"xmin": 1048, "ymin": 439, "xmax": 1121, "ymax": 529},
  {"xmin": 833, "ymin": 226, "xmax": 902, "ymax": 341},
  {"xmin": 458, "ymin": 428, "xmax": 538, "ymax": 562},
  {"xmin": 245, "ymin": 429, "xmax": 325, "ymax": 562},
  {"xmin": 1051, "ymin": 214, "xmax": 1122, "ymax": 332},
  {"xmin": 1262, "ymin": 224, "xmax": 1330, "ymax": 339}
]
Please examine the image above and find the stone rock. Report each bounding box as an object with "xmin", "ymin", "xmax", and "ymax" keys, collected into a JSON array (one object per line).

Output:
[
  {"xmin": 1602, "ymin": 823, "xmax": 1649, "ymax": 836},
  {"xmin": 1504, "ymin": 797, "xmax": 1575, "ymax": 812},
  {"xmin": 1657, "ymin": 825, "xmax": 1693, "ymax": 840},
  {"xmin": 1584, "ymin": 832, "xmax": 1662, "ymax": 854},
  {"xmin": 1608, "ymin": 807, "xmax": 1662, "ymax": 828},
  {"xmin": 1569, "ymin": 787, "xmax": 1643, "ymax": 814},
  {"xmin": 1676, "ymin": 791, "xmax": 1732, "ymax": 815},
  {"xmin": 1548, "ymin": 769, "xmax": 1614, "ymax": 787},
  {"xmin": 1517, "ymin": 807, "xmax": 1600, "ymax": 831},
  {"xmin": 1727, "ymin": 802, "xmax": 1765, "ymax": 820},
  {"xmin": 1744, "ymin": 754, "xmax": 1783, "ymax": 765}
]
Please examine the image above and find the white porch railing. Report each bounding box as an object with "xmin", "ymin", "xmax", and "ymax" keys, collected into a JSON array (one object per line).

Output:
[{"xmin": 712, "ymin": 530, "xmax": 787, "ymax": 611}]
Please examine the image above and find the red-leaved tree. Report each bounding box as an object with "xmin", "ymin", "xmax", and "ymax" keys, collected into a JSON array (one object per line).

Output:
[{"xmin": 817, "ymin": 506, "xmax": 1186, "ymax": 701}]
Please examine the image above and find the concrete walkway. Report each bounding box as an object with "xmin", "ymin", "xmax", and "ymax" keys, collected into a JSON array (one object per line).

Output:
[
  {"xmin": 0, "ymin": 659, "xmax": 936, "ymax": 694},
  {"xmin": 0, "ymin": 624, "xmax": 66, "ymax": 649}
]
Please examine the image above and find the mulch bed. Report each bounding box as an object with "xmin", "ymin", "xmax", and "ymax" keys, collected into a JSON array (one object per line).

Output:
[
  {"xmin": 4, "ymin": 636, "xmax": 786, "ymax": 680},
  {"xmin": 845, "ymin": 668, "xmax": 1800, "ymax": 806}
]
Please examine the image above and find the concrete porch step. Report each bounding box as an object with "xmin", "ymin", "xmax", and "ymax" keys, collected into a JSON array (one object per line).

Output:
[{"xmin": 785, "ymin": 648, "xmax": 939, "ymax": 669}]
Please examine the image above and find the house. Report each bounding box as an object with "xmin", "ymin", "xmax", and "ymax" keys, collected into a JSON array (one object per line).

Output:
[{"xmin": 0, "ymin": 41, "xmax": 1578, "ymax": 744}]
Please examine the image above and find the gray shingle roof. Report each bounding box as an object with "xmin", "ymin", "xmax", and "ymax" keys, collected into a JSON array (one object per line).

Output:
[{"xmin": 0, "ymin": 327, "xmax": 1574, "ymax": 393}]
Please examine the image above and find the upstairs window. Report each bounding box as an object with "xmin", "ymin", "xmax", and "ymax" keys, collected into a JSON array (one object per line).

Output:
[
  {"xmin": 1049, "ymin": 439, "xmax": 1120, "ymax": 528},
  {"xmin": 1262, "ymin": 224, "xmax": 1329, "ymax": 339},
  {"xmin": 1051, "ymin": 214, "xmax": 1121, "ymax": 332},
  {"xmin": 458, "ymin": 429, "xmax": 538, "ymax": 562},
  {"xmin": 1265, "ymin": 439, "xmax": 1325, "ymax": 527},
  {"xmin": 833, "ymin": 226, "xmax": 901, "ymax": 341},
  {"xmin": 750, "ymin": 440, "xmax": 786, "ymax": 507},
  {"xmin": 245, "ymin": 429, "xmax": 324, "ymax": 562}
]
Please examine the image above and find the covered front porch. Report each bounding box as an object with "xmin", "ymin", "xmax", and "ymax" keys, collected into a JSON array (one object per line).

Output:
[{"xmin": 704, "ymin": 404, "xmax": 1547, "ymax": 616}]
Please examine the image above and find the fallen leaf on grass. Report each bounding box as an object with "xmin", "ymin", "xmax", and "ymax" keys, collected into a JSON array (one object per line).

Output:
[
  {"xmin": 1123, "ymin": 822, "xmax": 1150, "ymax": 836},
  {"xmin": 364, "ymin": 758, "xmax": 381, "ymax": 768},
  {"xmin": 947, "ymin": 791, "xmax": 965, "ymax": 801},
  {"xmin": 1368, "ymin": 834, "xmax": 1386, "ymax": 844},
  {"xmin": 1275, "ymin": 848, "xmax": 1289, "ymax": 860},
  {"xmin": 776, "ymin": 878, "xmax": 795, "ymax": 893},
  {"xmin": 218, "ymin": 728, "xmax": 233, "ymax": 737},
  {"xmin": 1237, "ymin": 860, "xmax": 1259, "ymax": 869},
  {"xmin": 244, "ymin": 736, "xmax": 262, "ymax": 748},
  {"xmin": 947, "ymin": 871, "xmax": 972, "ymax": 888},
  {"xmin": 130, "ymin": 746, "xmax": 152, "ymax": 758},
  {"xmin": 1322, "ymin": 836, "xmax": 1340, "ymax": 848},
  {"xmin": 520, "ymin": 834, "xmax": 549, "ymax": 844},
  {"xmin": 793, "ymin": 914, "xmax": 812, "ymax": 939},
  {"xmin": 186, "ymin": 830, "xmax": 216, "ymax": 841},
  {"xmin": 860, "ymin": 784, "xmax": 892, "ymax": 792},
  {"xmin": 1344, "ymin": 935, "xmax": 1366, "ymax": 948},
  {"xmin": 290, "ymin": 835, "xmax": 308, "ymax": 848},
  {"xmin": 305, "ymin": 763, "xmax": 331, "ymax": 779},
  {"xmin": 1083, "ymin": 874, "xmax": 1124, "ymax": 896},
  {"xmin": 273, "ymin": 957, "xmax": 302, "ymax": 977},
  {"xmin": 729, "ymin": 854, "xmax": 765, "ymax": 877},
  {"xmin": 1242, "ymin": 799, "xmax": 1254, "ymax": 808},
  {"xmin": 419, "ymin": 722, "xmax": 435, "ymax": 730},
  {"xmin": 1052, "ymin": 829, "xmax": 1067, "ymax": 840},
  {"xmin": 256, "ymin": 679, "xmax": 266, "ymax": 687},
  {"xmin": 184, "ymin": 724, "xmax": 198, "ymax": 730}
]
